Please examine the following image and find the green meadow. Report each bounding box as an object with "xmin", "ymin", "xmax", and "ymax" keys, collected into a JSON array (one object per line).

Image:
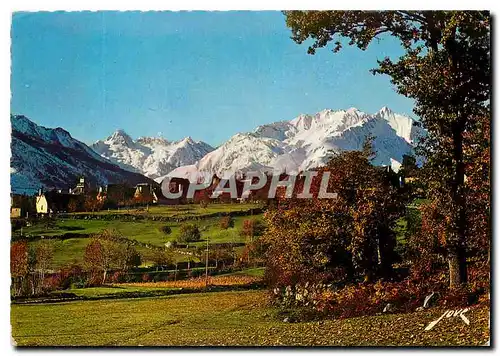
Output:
[
  {"xmin": 11, "ymin": 290, "xmax": 489, "ymax": 346},
  {"xmin": 15, "ymin": 203, "xmax": 264, "ymax": 269}
]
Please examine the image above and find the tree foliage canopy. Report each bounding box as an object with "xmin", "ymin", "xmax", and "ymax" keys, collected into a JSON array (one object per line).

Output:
[
  {"xmin": 264, "ymin": 147, "xmax": 405, "ymax": 287},
  {"xmin": 284, "ymin": 10, "xmax": 490, "ymax": 289}
]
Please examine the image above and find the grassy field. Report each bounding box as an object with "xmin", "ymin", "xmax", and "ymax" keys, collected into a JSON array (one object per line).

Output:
[
  {"xmin": 223, "ymin": 267, "xmax": 265, "ymax": 277},
  {"xmin": 46, "ymin": 271, "xmax": 264, "ymax": 299},
  {"xmin": 118, "ymin": 274, "xmax": 262, "ymax": 289},
  {"xmin": 15, "ymin": 198, "xmax": 420, "ymax": 270},
  {"xmin": 52, "ymin": 285, "xmax": 181, "ymax": 297},
  {"xmin": 27, "ymin": 233, "xmax": 178, "ymax": 269},
  {"xmin": 69, "ymin": 202, "xmax": 262, "ymax": 217},
  {"xmin": 10, "ymin": 200, "xmax": 489, "ymax": 347},
  {"xmin": 11, "ymin": 290, "xmax": 490, "ymax": 346},
  {"xmin": 20, "ymin": 214, "xmax": 262, "ymax": 245},
  {"xmin": 15, "ymin": 203, "xmax": 264, "ymax": 269}
]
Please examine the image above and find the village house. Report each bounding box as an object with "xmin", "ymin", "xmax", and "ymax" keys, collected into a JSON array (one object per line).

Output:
[
  {"xmin": 208, "ymin": 175, "xmax": 246, "ymax": 203},
  {"xmin": 10, "ymin": 207, "xmax": 22, "ymax": 218},
  {"xmin": 134, "ymin": 183, "xmax": 159, "ymax": 205},
  {"xmin": 132, "ymin": 182, "xmax": 183, "ymax": 206},
  {"xmin": 96, "ymin": 184, "xmax": 136, "ymax": 208},
  {"xmin": 11, "ymin": 194, "xmax": 36, "ymax": 218},
  {"xmin": 35, "ymin": 190, "xmax": 49, "ymax": 215},
  {"xmin": 35, "ymin": 189, "xmax": 82, "ymax": 215},
  {"xmin": 71, "ymin": 177, "xmax": 89, "ymax": 195},
  {"xmin": 10, "ymin": 195, "xmax": 22, "ymax": 218}
]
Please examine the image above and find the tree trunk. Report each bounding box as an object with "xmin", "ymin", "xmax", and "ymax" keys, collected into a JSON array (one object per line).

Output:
[
  {"xmin": 448, "ymin": 248, "xmax": 467, "ymax": 289},
  {"xmin": 378, "ymin": 229, "xmax": 395, "ymax": 279},
  {"xmin": 345, "ymin": 253, "xmax": 355, "ymax": 281},
  {"xmin": 449, "ymin": 121, "xmax": 468, "ymax": 288},
  {"xmin": 17, "ymin": 276, "xmax": 23, "ymax": 297},
  {"xmin": 40, "ymin": 270, "xmax": 45, "ymax": 294},
  {"xmin": 103, "ymin": 269, "xmax": 107, "ymax": 284}
]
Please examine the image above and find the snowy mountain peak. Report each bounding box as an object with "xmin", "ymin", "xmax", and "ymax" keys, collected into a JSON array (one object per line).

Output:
[
  {"xmin": 137, "ymin": 137, "xmax": 170, "ymax": 145},
  {"xmin": 373, "ymin": 107, "xmax": 424, "ymax": 145},
  {"xmin": 106, "ymin": 129, "xmax": 135, "ymax": 147},
  {"xmin": 181, "ymin": 136, "xmax": 195, "ymax": 145},
  {"xmin": 11, "ymin": 114, "xmax": 99, "ymax": 156},
  {"xmin": 168, "ymin": 107, "xmax": 425, "ymax": 182},
  {"xmin": 378, "ymin": 106, "xmax": 393, "ymax": 116},
  {"xmin": 92, "ymin": 131, "xmax": 214, "ymax": 180},
  {"xmin": 346, "ymin": 107, "xmax": 361, "ymax": 114},
  {"xmin": 12, "ymin": 114, "xmax": 71, "ymax": 142},
  {"xmin": 108, "ymin": 129, "xmax": 128, "ymax": 138},
  {"xmin": 11, "ymin": 115, "xmax": 153, "ymax": 194},
  {"xmin": 11, "ymin": 114, "xmax": 37, "ymax": 135}
]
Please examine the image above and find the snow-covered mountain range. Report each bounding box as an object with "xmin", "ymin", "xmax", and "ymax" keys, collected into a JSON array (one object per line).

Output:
[
  {"xmin": 10, "ymin": 115, "xmax": 155, "ymax": 195},
  {"xmin": 10, "ymin": 107, "xmax": 424, "ymax": 194},
  {"xmin": 164, "ymin": 107, "xmax": 425, "ymax": 182},
  {"xmin": 91, "ymin": 130, "xmax": 214, "ymax": 180}
]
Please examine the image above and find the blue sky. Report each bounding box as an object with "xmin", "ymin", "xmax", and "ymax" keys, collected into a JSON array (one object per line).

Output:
[{"xmin": 11, "ymin": 11, "xmax": 415, "ymax": 146}]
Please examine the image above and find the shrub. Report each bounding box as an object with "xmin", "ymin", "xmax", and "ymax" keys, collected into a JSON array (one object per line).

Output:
[
  {"xmin": 239, "ymin": 219, "xmax": 265, "ymax": 239},
  {"xmin": 149, "ymin": 249, "xmax": 173, "ymax": 268},
  {"xmin": 268, "ymin": 275, "xmax": 492, "ymax": 321},
  {"xmin": 189, "ymin": 269, "xmax": 202, "ymax": 278},
  {"xmin": 271, "ymin": 281, "xmax": 426, "ymax": 319},
  {"xmin": 42, "ymin": 274, "xmax": 62, "ymax": 293},
  {"xmin": 110, "ymin": 271, "xmax": 125, "ymax": 283},
  {"xmin": 219, "ymin": 216, "xmax": 234, "ymax": 229},
  {"xmin": 178, "ymin": 223, "xmax": 201, "ymax": 243},
  {"xmin": 59, "ymin": 263, "xmax": 85, "ymax": 289},
  {"xmin": 86, "ymin": 271, "xmax": 104, "ymax": 287},
  {"xmin": 159, "ymin": 225, "xmax": 172, "ymax": 235},
  {"xmin": 263, "ymin": 150, "xmax": 405, "ymax": 290},
  {"xmin": 11, "ymin": 218, "xmax": 26, "ymax": 232}
]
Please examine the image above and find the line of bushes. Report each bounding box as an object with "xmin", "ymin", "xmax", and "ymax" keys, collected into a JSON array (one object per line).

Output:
[{"xmin": 59, "ymin": 208, "xmax": 264, "ymax": 222}]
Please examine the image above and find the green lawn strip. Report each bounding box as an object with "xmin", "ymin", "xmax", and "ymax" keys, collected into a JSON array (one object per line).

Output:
[
  {"xmin": 395, "ymin": 217, "xmax": 407, "ymax": 245},
  {"xmin": 11, "ymin": 290, "xmax": 490, "ymax": 346},
  {"xmin": 221, "ymin": 267, "xmax": 265, "ymax": 278},
  {"xmin": 69, "ymin": 202, "xmax": 263, "ymax": 218},
  {"xmin": 17, "ymin": 213, "xmax": 263, "ymax": 247},
  {"xmin": 18, "ymin": 213, "xmax": 264, "ymax": 269},
  {"xmin": 52, "ymin": 285, "xmax": 181, "ymax": 297}
]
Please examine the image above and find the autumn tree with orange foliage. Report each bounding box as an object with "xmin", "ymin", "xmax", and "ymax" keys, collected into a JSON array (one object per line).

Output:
[
  {"xmin": 84, "ymin": 229, "xmax": 141, "ymax": 284},
  {"xmin": 284, "ymin": 11, "xmax": 490, "ymax": 289},
  {"xmin": 263, "ymin": 142, "xmax": 405, "ymax": 288},
  {"xmin": 409, "ymin": 113, "xmax": 491, "ymax": 289},
  {"xmin": 11, "ymin": 241, "xmax": 29, "ymax": 296},
  {"xmin": 84, "ymin": 194, "xmax": 104, "ymax": 213}
]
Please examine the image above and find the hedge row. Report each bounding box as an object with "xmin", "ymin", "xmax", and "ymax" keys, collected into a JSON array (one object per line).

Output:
[{"xmin": 59, "ymin": 208, "xmax": 264, "ymax": 222}]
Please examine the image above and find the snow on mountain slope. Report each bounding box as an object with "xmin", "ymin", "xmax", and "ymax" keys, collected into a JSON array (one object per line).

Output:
[
  {"xmin": 92, "ymin": 131, "xmax": 214, "ymax": 180},
  {"xmin": 375, "ymin": 107, "xmax": 425, "ymax": 144},
  {"xmin": 167, "ymin": 107, "xmax": 424, "ymax": 182},
  {"xmin": 10, "ymin": 115, "xmax": 155, "ymax": 194},
  {"xmin": 196, "ymin": 133, "xmax": 289, "ymax": 178},
  {"xmin": 13, "ymin": 114, "xmax": 109, "ymax": 163}
]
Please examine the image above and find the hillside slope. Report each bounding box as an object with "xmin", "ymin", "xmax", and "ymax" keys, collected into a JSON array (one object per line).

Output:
[{"xmin": 10, "ymin": 115, "xmax": 155, "ymax": 194}]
